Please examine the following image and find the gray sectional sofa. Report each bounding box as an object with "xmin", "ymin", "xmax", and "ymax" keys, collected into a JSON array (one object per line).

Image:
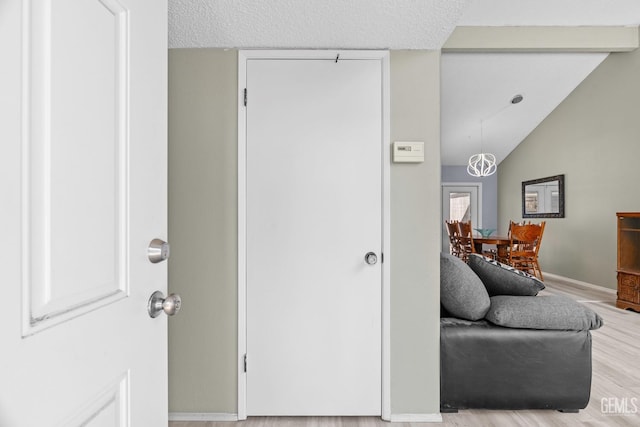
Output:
[{"xmin": 440, "ymin": 252, "xmax": 603, "ymax": 413}]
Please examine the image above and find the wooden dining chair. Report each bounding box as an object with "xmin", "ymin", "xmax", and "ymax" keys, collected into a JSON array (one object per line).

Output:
[
  {"xmin": 457, "ymin": 221, "xmax": 476, "ymax": 262},
  {"xmin": 445, "ymin": 220, "xmax": 462, "ymax": 258},
  {"xmin": 507, "ymin": 221, "xmax": 546, "ymax": 280},
  {"xmin": 496, "ymin": 220, "xmax": 519, "ymax": 263},
  {"xmin": 496, "ymin": 220, "xmax": 528, "ymax": 263}
]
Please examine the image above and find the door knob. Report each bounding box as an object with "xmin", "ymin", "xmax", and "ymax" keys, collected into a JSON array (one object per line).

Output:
[
  {"xmin": 364, "ymin": 252, "xmax": 378, "ymax": 265},
  {"xmin": 147, "ymin": 291, "xmax": 181, "ymax": 318}
]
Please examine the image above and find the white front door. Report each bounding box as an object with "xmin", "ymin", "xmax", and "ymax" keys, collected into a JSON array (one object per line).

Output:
[
  {"xmin": 0, "ymin": 0, "xmax": 168, "ymax": 425},
  {"xmin": 441, "ymin": 184, "xmax": 481, "ymax": 253},
  {"xmin": 243, "ymin": 54, "xmax": 384, "ymax": 416}
]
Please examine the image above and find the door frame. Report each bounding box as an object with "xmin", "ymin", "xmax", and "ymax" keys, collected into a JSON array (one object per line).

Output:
[
  {"xmin": 237, "ymin": 50, "xmax": 391, "ymax": 420},
  {"xmin": 441, "ymin": 182, "xmax": 483, "ymax": 253}
]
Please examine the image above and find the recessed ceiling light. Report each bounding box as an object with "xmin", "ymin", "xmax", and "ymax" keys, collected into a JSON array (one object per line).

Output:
[{"xmin": 511, "ymin": 94, "xmax": 524, "ymax": 104}]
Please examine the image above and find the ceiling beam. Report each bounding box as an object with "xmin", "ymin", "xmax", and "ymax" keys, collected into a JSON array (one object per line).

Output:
[{"xmin": 443, "ymin": 26, "xmax": 639, "ymax": 52}]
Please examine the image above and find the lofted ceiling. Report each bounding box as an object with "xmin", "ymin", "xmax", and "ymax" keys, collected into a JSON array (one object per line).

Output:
[
  {"xmin": 440, "ymin": 51, "xmax": 609, "ymax": 166},
  {"xmin": 442, "ymin": 0, "xmax": 640, "ymax": 166},
  {"xmin": 168, "ymin": 0, "xmax": 640, "ymax": 167}
]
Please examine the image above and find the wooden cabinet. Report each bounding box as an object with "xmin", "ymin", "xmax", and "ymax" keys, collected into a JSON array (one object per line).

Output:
[{"xmin": 617, "ymin": 212, "xmax": 640, "ymax": 312}]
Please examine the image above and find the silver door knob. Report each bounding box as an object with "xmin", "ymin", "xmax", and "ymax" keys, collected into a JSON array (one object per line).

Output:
[
  {"xmin": 364, "ymin": 252, "xmax": 378, "ymax": 265},
  {"xmin": 147, "ymin": 291, "xmax": 181, "ymax": 318}
]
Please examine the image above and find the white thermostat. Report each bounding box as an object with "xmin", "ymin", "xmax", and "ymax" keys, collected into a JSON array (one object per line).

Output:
[{"xmin": 393, "ymin": 141, "xmax": 424, "ymax": 163}]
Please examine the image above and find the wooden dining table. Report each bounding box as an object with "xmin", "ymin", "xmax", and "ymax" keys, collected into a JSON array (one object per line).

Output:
[{"xmin": 473, "ymin": 235, "xmax": 511, "ymax": 261}]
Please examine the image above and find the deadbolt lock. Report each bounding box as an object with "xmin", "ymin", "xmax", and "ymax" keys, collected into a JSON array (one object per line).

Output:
[{"xmin": 148, "ymin": 238, "xmax": 170, "ymax": 263}]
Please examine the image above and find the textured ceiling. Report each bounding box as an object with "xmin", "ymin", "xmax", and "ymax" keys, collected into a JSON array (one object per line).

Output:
[{"xmin": 168, "ymin": 0, "xmax": 472, "ymax": 49}]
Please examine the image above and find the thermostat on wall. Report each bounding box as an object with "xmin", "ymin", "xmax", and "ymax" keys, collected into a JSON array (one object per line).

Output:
[{"xmin": 393, "ymin": 141, "xmax": 424, "ymax": 163}]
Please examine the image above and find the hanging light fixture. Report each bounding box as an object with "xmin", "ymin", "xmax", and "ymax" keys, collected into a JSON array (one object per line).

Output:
[
  {"xmin": 467, "ymin": 152, "xmax": 497, "ymax": 177},
  {"xmin": 467, "ymin": 120, "xmax": 496, "ymax": 177},
  {"xmin": 467, "ymin": 94, "xmax": 524, "ymax": 177}
]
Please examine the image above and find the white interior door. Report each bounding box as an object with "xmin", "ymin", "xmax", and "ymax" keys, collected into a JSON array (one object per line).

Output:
[
  {"xmin": 441, "ymin": 184, "xmax": 481, "ymax": 253},
  {"xmin": 0, "ymin": 0, "xmax": 168, "ymax": 425},
  {"xmin": 244, "ymin": 56, "xmax": 383, "ymax": 416}
]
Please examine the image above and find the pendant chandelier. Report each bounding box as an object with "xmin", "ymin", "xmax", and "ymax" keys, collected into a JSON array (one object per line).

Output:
[
  {"xmin": 467, "ymin": 120, "xmax": 496, "ymax": 177},
  {"xmin": 467, "ymin": 152, "xmax": 497, "ymax": 177},
  {"xmin": 466, "ymin": 94, "xmax": 523, "ymax": 178}
]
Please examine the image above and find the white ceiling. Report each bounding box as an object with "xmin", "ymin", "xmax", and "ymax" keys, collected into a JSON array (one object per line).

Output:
[
  {"xmin": 168, "ymin": 0, "xmax": 640, "ymax": 167},
  {"xmin": 168, "ymin": 0, "xmax": 472, "ymax": 49},
  {"xmin": 442, "ymin": 0, "xmax": 640, "ymax": 166},
  {"xmin": 458, "ymin": 0, "xmax": 640, "ymax": 27},
  {"xmin": 440, "ymin": 52, "xmax": 608, "ymax": 165}
]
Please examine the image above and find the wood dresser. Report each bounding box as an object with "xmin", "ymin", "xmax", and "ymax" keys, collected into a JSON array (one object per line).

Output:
[{"xmin": 617, "ymin": 212, "xmax": 640, "ymax": 312}]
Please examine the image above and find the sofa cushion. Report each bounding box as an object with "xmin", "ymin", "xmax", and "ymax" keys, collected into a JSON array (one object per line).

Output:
[
  {"xmin": 468, "ymin": 253, "xmax": 545, "ymax": 296},
  {"xmin": 440, "ymin": 252, "xmax": 490, "ymax": 321},
  {"xmin": 485, "ymin": 295, "xmax": 604, "ymax": 331}
]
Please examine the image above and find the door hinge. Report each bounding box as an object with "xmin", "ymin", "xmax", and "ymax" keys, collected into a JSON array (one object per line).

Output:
[
  {"xmin": 243, "ymin": 354, "xmax": 247, "ymax": 372},
  {"xmin": 381, "ymin": 252, "xmax": 384, "ymax": 263},
  {"xmin": 243, "ymin": 88, "xmax": 247, "ymax": 107}
]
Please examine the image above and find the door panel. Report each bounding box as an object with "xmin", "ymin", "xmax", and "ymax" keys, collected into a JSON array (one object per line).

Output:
[
  {"xmin": 246, "ymin": 58, "xmax": 382, "ymax": 415},
  {"xmin": 0, "ymin": 0, "xmax": 168, "ymax": 425},
  {"xmin": 26, "ymin": 0, "xmax": 130, "ymax": 330}
]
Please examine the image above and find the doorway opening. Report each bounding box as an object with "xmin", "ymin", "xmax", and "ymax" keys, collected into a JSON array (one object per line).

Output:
[{"xmin": 441, "ymin": 183, "xmax": 482, "ymax": 254}]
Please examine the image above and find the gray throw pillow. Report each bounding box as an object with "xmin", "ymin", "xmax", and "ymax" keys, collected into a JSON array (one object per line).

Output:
[
  {"xmin": 440, "ymin": 252, "xmax": 490, "ymax": 321},
  {"xmin": 468, "ymin": 253, "xmax": 545, "ymax": 296},
  {"xmin": 485, "ymin": 295, "xmax": 604, "ymax": 330}
]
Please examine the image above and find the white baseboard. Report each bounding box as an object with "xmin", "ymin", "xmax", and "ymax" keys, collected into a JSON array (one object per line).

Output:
[
  {"xmin": 170, "ymin": 412, "xmax": 442, "ymax": 423},
  {"xmin": 389, "ymin": 413, "xmax": 443, "ymax": 423},
  {"xmin": 168, "ymin": 412, "xmax": 238, "ymax": 422},
  {"xmin": 543, "ymin": 272, "xmax": 616, "ymax": 295}
]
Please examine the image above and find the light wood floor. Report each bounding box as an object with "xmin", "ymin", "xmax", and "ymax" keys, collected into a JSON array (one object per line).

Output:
[{"xmin": 170, "ymin": 277, "xmax": 640, "ymax": 426}]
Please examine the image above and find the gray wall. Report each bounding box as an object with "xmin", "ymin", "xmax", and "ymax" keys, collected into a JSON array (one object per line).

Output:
[
  {"xmin": 441, "ymin": 165, "xmax": 498, "ymax": 231},
  {"xmin": 498, "ymin": 48, "xmax": 640, "ymax": 289},
  {"xmin": 168, "ymin": 49, "xmax": 238, "ymax": 412},
  {"xmin": 390, "ymin": 50, "xmax": 441, "ymax": 415},
  {"xmin": 168, "ymin": 49, "xmax": 442, "ymax": 416}
]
